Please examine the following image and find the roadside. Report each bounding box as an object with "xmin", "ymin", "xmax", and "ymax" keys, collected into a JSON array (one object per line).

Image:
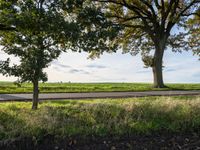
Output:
[
  {"xmin": 1, "ymin": 97, "xmax": 200, "ymax": 149},
  {"xmin": 0, "ymin": 90, "xmax": 200, "ymax": 101}
]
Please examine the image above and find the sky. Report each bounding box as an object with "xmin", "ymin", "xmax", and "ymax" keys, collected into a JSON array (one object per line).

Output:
[{"xmin": 0, "ymin": 49, "xmax": 200, "ymax": 83}]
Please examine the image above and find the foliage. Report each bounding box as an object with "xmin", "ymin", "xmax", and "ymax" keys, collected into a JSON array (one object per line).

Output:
[
  {"xmin": 73, "ymin": 1, "xmax": 122, "ymax": 58},
  {"xmin": 92, "ymin": 0, "xmax": 200, "ymax": 55},
  {"xmin": 0, "ymin": 0, "xmax": 16, "ymax": 31},
  {"xmin": 188, "ymin": 9, "xmax": 200, "ymax": 56}
]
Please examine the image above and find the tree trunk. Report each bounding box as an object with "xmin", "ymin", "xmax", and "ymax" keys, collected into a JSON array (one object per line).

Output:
[
  {"xmin": 152, "ymin": 42, "xmax": 166, "ymax": 88},
  {"xmin": 32, "ymin": 80, "xmax": 39, "ymax": 110}
]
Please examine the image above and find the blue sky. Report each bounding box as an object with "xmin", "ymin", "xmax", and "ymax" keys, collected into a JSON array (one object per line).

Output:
[{"xmin": 1, "ymin": 49, "xmax": 200, "ymax": 83}]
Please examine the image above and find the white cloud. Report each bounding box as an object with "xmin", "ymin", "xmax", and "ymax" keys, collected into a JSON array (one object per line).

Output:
[{"xmin": 0, "ymin": 50, "xmax": 199, "ymax": 83}]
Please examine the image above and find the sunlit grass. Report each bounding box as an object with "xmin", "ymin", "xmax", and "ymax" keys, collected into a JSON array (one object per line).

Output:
[
  {"xmin": 0, "ymin": 82, "xmax": 200, "ymax": 93},
  {"xmin": 1, "ymin": 96, "xmax": 200, "ymax": 140}
]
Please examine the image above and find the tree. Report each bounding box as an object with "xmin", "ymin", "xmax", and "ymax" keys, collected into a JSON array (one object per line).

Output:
[
  {"xmin": 0, "ymin": 0, "xmax": 82, "ymax": 109},
  {"xmin": 92, "ymin": 0, "xmax": 200, "ymax": 88},
  {"xmin": 0, "ymin": 0, "xmax": 120, "ymax": 109}
]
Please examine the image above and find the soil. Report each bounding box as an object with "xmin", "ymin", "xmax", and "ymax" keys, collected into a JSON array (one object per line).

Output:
[{"xmin": 1, "ymin": 133, "xmax": 200, "ymax": 150}]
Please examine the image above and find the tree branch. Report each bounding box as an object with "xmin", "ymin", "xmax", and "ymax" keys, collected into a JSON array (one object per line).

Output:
[
  {"xmin": 154, "ymin": 0, "xmax": 161, "ymax": 9},
  {"xmin": 178, "ymin": 0, "xmax": 200, "ymax": 18},
  {"xmin": 107, "ymin": 14, "xmax": 141, "ymax": 23}
]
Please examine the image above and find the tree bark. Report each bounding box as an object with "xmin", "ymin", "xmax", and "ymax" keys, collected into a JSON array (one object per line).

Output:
[
  {"xmin": 152, "ymin": 41, "xmax": 166, "ymax": 88},
  {"xmin": 32, "ymin": 80, "xmax": 39, "ymax": 110}
]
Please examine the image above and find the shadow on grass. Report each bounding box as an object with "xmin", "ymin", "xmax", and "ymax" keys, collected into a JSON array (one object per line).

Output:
[
  {"xmin": 1, "ymin": 99, "xmax": 200, "ymax": 143},
  {"xmin": 38, "ymin": 100, "xmax": 200, "ymax": 136},
  {"xmin": 0, "ymin": 111, "xmax": 27, "ymax": 140}
]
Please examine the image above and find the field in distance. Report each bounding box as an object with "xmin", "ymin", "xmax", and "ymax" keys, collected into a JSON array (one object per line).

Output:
[{"xmin": 0, "ymin": 82, "xmax": 200, "ymax": 94}]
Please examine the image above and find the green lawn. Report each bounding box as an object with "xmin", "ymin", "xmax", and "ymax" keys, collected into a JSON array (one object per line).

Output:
[
  {"xmin": 0, "ymin": 82, "xmax": 200, "ymax": 94},
  {"xmin": 1, "ymin": 96, "xmax": 200, "ymax": 141}
]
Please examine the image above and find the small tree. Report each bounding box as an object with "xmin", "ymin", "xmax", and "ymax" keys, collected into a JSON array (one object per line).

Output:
[
  {"xmin": 92, "ymin": 0, "xmax": 200, "ymax": 88},
  {"xmin": 0, "ymin": 0, "xmax": 82, "ymax": 109},
  {"xmin": 0, "ymin": 0, "xmax": 120, "ymax": 109}
]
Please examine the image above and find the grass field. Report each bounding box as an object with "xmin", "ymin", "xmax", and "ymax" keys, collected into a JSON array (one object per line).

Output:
[
  {"xmin": 0, "ymin": 82, "xmax": 200, "ymax": 94},
  {"xmin": 1, "ymin": 96, "xmax": 200, "ymax": 141}
]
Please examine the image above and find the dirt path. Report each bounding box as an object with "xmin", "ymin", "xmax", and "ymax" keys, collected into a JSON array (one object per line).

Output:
[{"xmin": 0, "ymin": 90, "xmax": 199, "ymax": 101}]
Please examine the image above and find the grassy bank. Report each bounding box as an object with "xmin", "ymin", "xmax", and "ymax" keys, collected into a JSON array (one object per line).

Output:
[
  {"xmin": 1, "ymin": 96, "xmax": 200, "ymax": 141},
  {"xmin": 0, "ymin": 82, "xmax": 200, "ymax": 93}
]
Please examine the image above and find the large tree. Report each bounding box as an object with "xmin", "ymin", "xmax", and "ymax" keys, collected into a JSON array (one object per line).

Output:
[
  {"xmin": 0, "ymin": 0, "xmax": 119, "ymax": 109},
  {"xmin": 92, "ymin": 0, "xmax": 200, "ymax": 88}
]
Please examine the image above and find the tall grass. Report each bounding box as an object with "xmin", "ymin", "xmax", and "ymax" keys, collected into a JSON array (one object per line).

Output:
[{"xmin": 1, "ymin": 96, "xmax": 200, "ymax": 140}]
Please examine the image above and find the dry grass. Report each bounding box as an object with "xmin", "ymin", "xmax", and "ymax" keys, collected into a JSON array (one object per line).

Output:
[{"xmin": 1, "ymin": 96, "xmax": 200, "ymax": 140}]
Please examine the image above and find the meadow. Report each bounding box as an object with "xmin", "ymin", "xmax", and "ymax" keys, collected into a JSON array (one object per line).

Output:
[
  {"xmin": 0, "ymin": 82, "xmax": 200, "ymax": 93},
  {"xmin": 1, "ymin": 96, "xmax": 200, "ymax": 141}
]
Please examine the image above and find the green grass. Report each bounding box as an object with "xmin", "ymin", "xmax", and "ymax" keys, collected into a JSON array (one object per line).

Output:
[
  {"xmin": 0, "ymin": 81, "xmax": 200, "ymax": 94},
  {"xmin": 1, "ymin": 96, "xmax": 200, "ymax": 141}
]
